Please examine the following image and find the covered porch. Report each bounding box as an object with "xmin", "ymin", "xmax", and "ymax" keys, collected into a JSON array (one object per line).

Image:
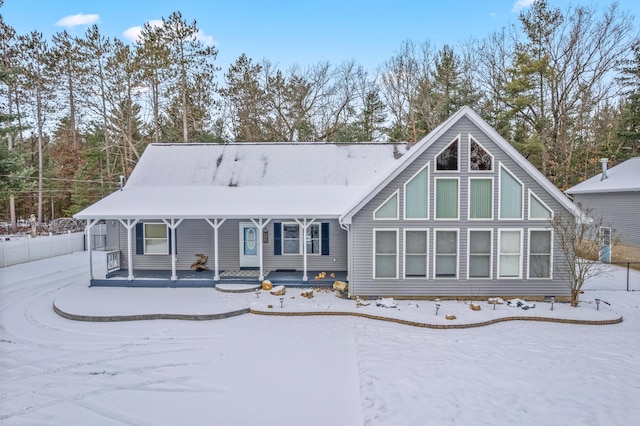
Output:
[{"xmin": 90, "ymin": 268, "xmax": 348, "ymax": 288}]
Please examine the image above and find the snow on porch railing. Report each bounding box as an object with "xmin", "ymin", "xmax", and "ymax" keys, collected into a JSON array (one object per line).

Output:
[{"xmin": 0, "ymin": 231, "xmax": 85, "ymax": 268}]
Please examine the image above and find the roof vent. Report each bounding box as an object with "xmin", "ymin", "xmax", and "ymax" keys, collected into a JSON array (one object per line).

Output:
[{"xmin": 600, "ymin": 158, "xmax": 608, "ymax": 181}]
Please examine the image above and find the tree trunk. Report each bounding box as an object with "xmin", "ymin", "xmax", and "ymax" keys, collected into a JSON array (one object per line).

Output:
[{"xmin": 571, "ymin": 289, "xmax": 580, "ymax": 307}]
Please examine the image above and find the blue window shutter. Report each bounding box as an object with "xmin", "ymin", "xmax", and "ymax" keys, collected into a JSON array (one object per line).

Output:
[
  {"xmin": 274, "ymin": 222, "xmax": 282, "ymax": 255},
  {"xmin": 135, "ymin": 222, "xmax": 143, "ymax": 254},
  {"xmin": 321, "ymin": 222, "xmax": 330, "ymax": 255},
  {"xmin": 169, "ymin": 228, "xmax": 177, "ymax": 254}
]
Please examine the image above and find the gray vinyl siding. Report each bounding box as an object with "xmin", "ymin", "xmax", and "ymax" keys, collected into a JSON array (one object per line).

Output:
[
  {"xmin": 120, "ymin": 218, "xmax": 347, "ymax": 272},
  {"xmin": 572, "ymin": 192, "xmax": 640, "ymax": 248},
  {"xmin": 350, "ymin": 116, "xmax": 571, "ymax": 297}
]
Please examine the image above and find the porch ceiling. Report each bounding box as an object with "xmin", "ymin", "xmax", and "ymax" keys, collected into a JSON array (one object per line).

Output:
[{"xmin": 74, "ymin": 185, "xmax": 363, "ymax": 220}]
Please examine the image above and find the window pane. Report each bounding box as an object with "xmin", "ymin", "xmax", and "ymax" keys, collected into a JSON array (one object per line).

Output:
[
  {"xmin": 376, "ymin": 255, "xmax": 397, "ymax": 278},
  {"xmin": 306, "ymin": 225, "xmax": 320, "ymax": 254},
  {"xmin": 530, "ymin": 255, "xmax": 550, "ymax": 278},
  {"xmin": 145, "ymin": 239, "xmax": 167, "ymax": 254},
  {"xmin": 283, "ymin": 224, "xmax": 299, "ymax": 254},
  {"xmin": 375, "ymin": 231, "xmax": 396, "ymax": 254},
  {"xmin": 406, "ymin": 255, "xmax": 427, "ymax": 276},
  {"xmin": 470, "ymin": 179, "xmax": 492, "ymax": 219},
  {"xmin": 283, "ymin": 224, "xmax": 299, "ymax": 238},
  {"xmin": 436, "ymin": 179, "xmax": 458, "ymax": 219},
  {"xmin": 145, "ymin": 224, "xmax": 166, "ymax": 238},
  {"xmin": 500, "ymin": 231, "xmax": 520, "ymax": 253},
  {"xmin": 500, "ymin": 167, "xmax": 522, "ymax": 218},
  {"xmin": 437, "ymin": 139, "xmax": 458, "ymax": 170},
  {"xmin": 436, "ymin": 255, "xmax": 457, "ymax": 277},
  {"xmin": 530, "ymin": 231, "xmax": 551, "ymax": 253},
  {"xmin": 375, "ymin": 193, "xmax": 398, "ymax": 219},
  {"xmin": 436, "ymin": 231, "xmax": 456, "ymax": 254},
  {"xmin": 500, "ymin": 255, "xmax": 520, "ymax": 277},
  {"xmin": 530, "ymin": 194, "xmax": 552, "ymax": 219},
  {"xmin": 469, "ymin": 231, "xmax": 491, "ymax": 253},
  {"xmin": 470, "ymin": 140, "xmax": 492, "ymax": 171},
  {"xmin": 406, "ymin": 231, "xmax": 427, "ymax": 253},
  {"xmin": 405, "ymin": 167, "xmax": 428, "ymax": 218},
  {"xmin": 469, "ymin": 255, "xmax": 491, "ymax": 278},
  {"xmin": 529, "ymin": 230, "xmax": 551, "ymax": 278}
]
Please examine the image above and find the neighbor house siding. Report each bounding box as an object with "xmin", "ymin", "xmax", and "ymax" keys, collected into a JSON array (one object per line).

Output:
[
  {"xmin": 349, "ymin": 116, "xmax": 571, "ymax": 297},
  {"xmin": 572, "ymin": 192, "xmax": 640, "ymax": 248}
]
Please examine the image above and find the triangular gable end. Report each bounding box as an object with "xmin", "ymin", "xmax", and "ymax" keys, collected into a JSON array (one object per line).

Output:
[{"xmin": 340, "ymin": 106, "xmax": 581, "ymax": 224}]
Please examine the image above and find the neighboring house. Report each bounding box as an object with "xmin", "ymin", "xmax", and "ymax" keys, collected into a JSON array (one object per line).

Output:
[
  {"xmin": 75, "ymin": 107, "xmax": 580, "ymax": 299},
  {"xmin": 565, "ymin": 157, "xmax": 640, "ymax": 263}
]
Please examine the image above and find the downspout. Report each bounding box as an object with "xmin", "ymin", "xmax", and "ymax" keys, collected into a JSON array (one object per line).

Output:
[{"xmin": 339, "ymin": 219, "xmax": 351, "ymax": 297}]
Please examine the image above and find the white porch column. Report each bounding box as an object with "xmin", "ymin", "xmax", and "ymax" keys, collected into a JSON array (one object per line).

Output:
[
  {"xmin": 295, "ymin": 218, "xmax": 316, "ymax": 282},
  {"xmin": 340, "ymin": 222, "xmax": 351, "ymax": 286},
  {"xmin": 250, "ymin": 218, "xmax": 271, "ymax": 281},
  {"xmin": 85, "ymin": 219, "xmax": 100, "ymax": 281},
  {"xmin": 119, "ymin": 219, "xmax": 140, "ymax": 281},
  {"xmin": 162, "ymin": 218, "xmax": 184, "ymax": 282},
  {"xmin": 204, "ymin": 218, "xmax": 226, "ymax": 281}
]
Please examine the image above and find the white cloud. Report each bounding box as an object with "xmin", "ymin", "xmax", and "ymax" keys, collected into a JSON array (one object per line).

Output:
[
  {"xmin": 123, "ymin": 21, "xmax": 216, "ymax": 47},
  {"xmin": 55, "ymin": 13, "xmax": 100, "ymax": 28},
  {"xmin": 512, "ymin": 0, "xmax": 535, "ymax": 12},
  {"xmin": 122, "ymin": 20, "xmax": 163, "ymax": 42}
]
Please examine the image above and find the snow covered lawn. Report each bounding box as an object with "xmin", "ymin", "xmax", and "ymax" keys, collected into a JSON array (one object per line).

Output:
[{"xmin": 1, "ymin": 252, "xmax": 639, "ymax": 425}]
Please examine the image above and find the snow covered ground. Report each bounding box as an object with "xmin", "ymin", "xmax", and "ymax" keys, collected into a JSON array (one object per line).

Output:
[{"xmin": 1, "ymin": 253, "xmax": 639, "ymax": 425}]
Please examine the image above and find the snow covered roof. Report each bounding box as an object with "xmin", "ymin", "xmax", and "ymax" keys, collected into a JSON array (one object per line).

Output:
[
  {"xmin": 75, "ymin": 142, "xmax": 408, "ymax": 219},
  {"xmin": 341, "ymin": 106, "xmax": 582, "ymax": 222},
  {"xmin": 565, "ymin": 157, "xmax": 640, "ymax": 195}
]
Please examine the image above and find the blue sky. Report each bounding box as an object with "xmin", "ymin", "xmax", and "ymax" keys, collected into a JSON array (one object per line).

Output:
[{"xmin": 2, "ymin": 0, "xmax": 639, "ymax": 73}]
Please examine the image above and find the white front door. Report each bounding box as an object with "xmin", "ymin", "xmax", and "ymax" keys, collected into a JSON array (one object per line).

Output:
[{"xmin": 239, "ymin": 223, "xmax": 260, "ymax": 268}]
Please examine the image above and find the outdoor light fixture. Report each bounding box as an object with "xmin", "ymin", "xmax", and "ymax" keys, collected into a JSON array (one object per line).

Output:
[
  {"xmin": 280, "ymin": 297, "xmax": 284, "ymax": 308},
  {"xmin": 435, "ymin": 299, "xmax": 441, "ymax": 315},
  {"xmin": 255, "ymin": 289, "xmax": 260, "ymax": 298},
  {"xmin": 595, "ymin": 298, "xmax": 600, "ymax": 310},
  {"xmin": 550, "ymin": 296, "xmax": 555, "ymax": 311}
]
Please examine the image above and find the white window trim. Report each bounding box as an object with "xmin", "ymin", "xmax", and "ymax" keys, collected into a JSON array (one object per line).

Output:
[
  {"xmin": 528, "ymin": 189, "xmax": 554, "ymax": 220},
  {"xmin": 434, "ymin": 228, "xmax": 459, "ymax": 279},
  {"xmin": 403, "ymin": 228, "xmax": 429, "ymax": 279},
  {"xmin": 373, "ymin": 228, "xmax": 399, "ymax": 279},
  {"xmin": 467, "ymin": 176, "xmax": 494, "ymax": 221},
  {"xmin": 403, "ymin": 163, "xmax": 430, "ymax": 220},
  {"xmin": 467, "ymin": 228, "xmax": 493, "ymax": 280},
  {"xmin": 498, "ymin": 163, "xmax": 525, "ymax": 220},
  {"xmin": 143, "ymin": 222, "xmax": 169, "ymax": 255},
  {"xmin": 434, "ymin": 134, "xmax": 461, "ymax": 172},
  {"xmin": 468, "ymin": 134, "xmax": 494, "ymax": 172},
  {"xmin": 434, "ymin": 177, "xmax": 460, "ymax": 220},
  {"xmin": 527, "ymin": 228, "xmax": 553, "ymax": 279},
  {"xmin": 497, "ymin": 228, "xmax": 523, "ymax": 279},
  {"xmin": 281, "ymin": 222, "xmax": 301, "ymax": 255},
  {"xmin": 373, "ymin": 189, "xmax": 400, "ymax": 220}
]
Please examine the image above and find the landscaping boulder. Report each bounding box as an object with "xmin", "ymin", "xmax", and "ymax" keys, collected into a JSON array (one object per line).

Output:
[
  {"xmin": 270, "ymin": 285, "xmax": 286, "ymax": 296},
  {"xmin": 261, "ymin": 280, "xmax": 273, "ymax": 291}
]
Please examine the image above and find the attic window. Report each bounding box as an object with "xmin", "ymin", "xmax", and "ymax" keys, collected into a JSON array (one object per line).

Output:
[
  {"xmin": 436, "ymin": 138, "xmax": 459, "ymax": 171},
  {"xmin": 469, "ymin": 137, "xmax": 493, "ymax": 171}
]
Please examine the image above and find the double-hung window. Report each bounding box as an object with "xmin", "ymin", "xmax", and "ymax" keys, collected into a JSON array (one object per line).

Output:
[
  {"xmin": 306, "ymin": 224, "xmax": 320, "ymax": 255},
  {"xmin": 499, "ymin": 230, "xmax": 522, "ymax": 278},
  {"xmin": 144, "ymin": 223, "xmax": 169, "ymax": 254},
  {"xmin": 374, "ymin": 230, "xmax": 398, "ymax": 278},
  {"xmin": 529, "ymin": 230, "xmax": 552, "ymax": 278},
  {"xmin": 468, "ymin": 230, "xmax": 492, "ymax": 278},
  {"xmin": 282, "ymin": 224, "xmax": 300, "ymax": 254},
  {"xmin": 435, "ymin": 230, "xmax": 458, "ymax": 278},
  {"xmin": 404, "ymin": 230, "xmax": 428, "ymax": 278}
]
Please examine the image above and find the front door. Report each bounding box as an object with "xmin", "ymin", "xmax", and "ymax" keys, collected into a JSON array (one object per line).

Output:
[{"xmin": 239, "ymin": 223, "xmax": 260, "ymax": 268}]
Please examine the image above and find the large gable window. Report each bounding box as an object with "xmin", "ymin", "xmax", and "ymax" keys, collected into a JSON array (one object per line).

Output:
[
  {"xmin": 435, "ymin": 178, "xmax": 459, "ymax": 219},
  {"xmin": 435, "ymin": 230, "xmax": 458, "ymax": 278},
  {"xmin": 500, "ymin": 165, "xmax": 523, "ymax": 219},
  {"xmin": 469, "ymin": 137, "xmax": 493, "ymax": 171},
  {"xmin": 529, "ymin": 191, "xmax": 553, "ymax": 220},
  {"xmin": 374, "ymin": 229, "xmax": 398, "ymax": 278},
  {"xmin": 144, "ymin": 223, "xmax": 169, "ymax": 254},
  {"xmin": 469, "ymin": 178, "xmax": 493, "ymax": 219},
  {"xmin": 436, "ymin": 138, "xmax": 459, "ymax": 171},
  {"xmin": 404, "ymin": 165, "xmax": 429, "ymax": 219},
  {"xmin": 374, "ymin": 191, "xmax": 399, "ymax": 220},
  {"xmin": 499, "ymin": 229, "xmax": 522, "ymax": 278},
  {"xmin": 468, "ymin": 230, "xmax": 492, "ymax": 278},
  {"xmin": 404, "ymin": 229, "xmax": 428, "ymax": 278},
  {"xmin": 529, "ymin": 230, "xmax": 552, "ymax": 279}
]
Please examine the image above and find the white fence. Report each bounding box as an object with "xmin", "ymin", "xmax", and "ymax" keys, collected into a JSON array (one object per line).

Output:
[{"xmin": 1, "ymin": 231, "xmax": 86, "ymax": 267}]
